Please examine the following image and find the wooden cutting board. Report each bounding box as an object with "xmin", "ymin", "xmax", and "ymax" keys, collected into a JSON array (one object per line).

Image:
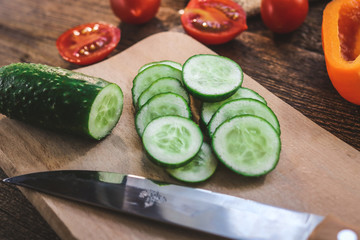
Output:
[{"xmin": 1, "ymin": 32, "xmax": 360, "ymax": 240}]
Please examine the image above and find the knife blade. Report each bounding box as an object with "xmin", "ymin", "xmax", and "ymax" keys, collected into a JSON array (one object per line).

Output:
[{"xmin": 2, "ymin": 170, "xmax": 359, "ymax": 240}]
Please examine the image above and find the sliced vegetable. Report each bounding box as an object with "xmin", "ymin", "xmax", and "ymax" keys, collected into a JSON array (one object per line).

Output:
[
  {"xmin": 56, "ymin": 22, "xmax": 121, "ymax": 65},
  {"xmin": 133, "ymin": 55, "xmax": 282, "ymax": 179},
  {"xmin": 132, "ymin": 64, "xmax": 182, "ymax": 106},
  {"xmin": 0, "ymin": 63, "xmax": 123, "ymax": 140},
  {"xmin": 181, "ymin": 0, "xmax": 248, "ymax": 45},
  {"xmin": 135, "ymin": 93, "xmax": 191, "ymax": 136},
  {"xmin": 137, "ymin": 77, "xmax": 190, "ymax": 109},
  {"xmin": 166, "ymin": 142, "xmax": 218, "ymax": 183},
  {"xmin": 182, "ymin": 54, "xmax": 243, "ymax": 102},
  {"xmin": 142, "ymin": 116, "xmax": 203, "ymax": 168},
  {"xmin": 110, "ymin": 0, "xmax": 161, "ymax": 24},
  {"xmin": 138, "ymin": 60, "xmax": 182, "ymax": 72},
  {"xmin": 322, "ymin": 0, "xmax": 360, "ymax": 105},
  {"xmin": 260, "ymin": 0, "xmax": 308, "ymax": 34},
  {"xmin": 208, "ymin": 99, "xmax": 280, "ymax": 137},
  {"xmin": 212, "ymin": 115, "xmax": 281, "ymax": 176},
  {"xmin": 201, "ymin": 87, "xmax": 266, "ymax": 126}
]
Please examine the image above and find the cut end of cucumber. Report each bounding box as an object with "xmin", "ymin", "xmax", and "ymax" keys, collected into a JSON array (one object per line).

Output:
[
  {"xmin": 212, "ymin": 115, "xmax": 281, "ymax": 176},
  {"xmin": 88, "ymin": 84, "xmax": 123, "ymax": 140}
]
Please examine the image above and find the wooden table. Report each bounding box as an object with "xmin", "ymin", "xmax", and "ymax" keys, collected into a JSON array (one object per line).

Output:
[{"xmin": 0, "ymin": 0, "xmax": 359, "ymax": 239}]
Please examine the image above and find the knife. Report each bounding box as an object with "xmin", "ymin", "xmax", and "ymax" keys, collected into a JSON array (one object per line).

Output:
[{"xmin": 2, "ymin": 170, "xmax": 359, "ymax": 240}]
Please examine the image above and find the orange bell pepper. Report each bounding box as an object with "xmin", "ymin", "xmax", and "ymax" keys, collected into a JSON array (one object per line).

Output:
[{"xmin": 322, "ymin": 0, "xmax": 360, "ymax": 105}]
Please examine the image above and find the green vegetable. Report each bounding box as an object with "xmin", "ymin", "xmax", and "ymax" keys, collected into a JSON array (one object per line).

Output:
[
  {"xmin": 132, "ymin": 64, "xmax": 182, "ymax": 107},
  {"xmin": 133, "ymin": 55, "xmax": 282, "ymax": 180},
  {"xmin": 201, "ymin": 87, "xmax": 267, "ymax": 126},
  {"xmin": 0, "ymin": 63, "xmax": 123, "ymax": 140},
  {"xmin": 212, "ymin": 115, "xmax": 281, "ymax": 176},
  {"xmin": 138, "ymin": 60, "xmax": 182, "ymax": 72},
  {"xmin": 166, "ymin": 142, "xmax": 218, "ymax": 183},
  {"xmin": 137, "ymin": 77, "xmax": 190, "ymax": 110},
  {"xmin": 208, "ymin": 99, "xmax": 280, "ymax": 137},
  {"xmin": 135, "ymin": 93, "xmax": 191, "ymax": 136},
  {"xmin": 182, "ymin": 54, "xmax": 243, "ymax": 102},
  {"xmin": 142, "ymin": 116, "xmax": 203, "ymax": 168}
]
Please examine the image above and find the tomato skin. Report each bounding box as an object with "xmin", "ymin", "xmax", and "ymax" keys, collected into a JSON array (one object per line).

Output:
[
  {"xmin": 261, "ymin": 0, "xmax": 308, "ymax": 34},
  {"xmin": 56, "ymin": 22, "xmax": 121, "ymax": 66},
  {"xmin": 110, "ymin": 0, "xmax": 161, "ymax": 24},
  {"xmin": 181, "ymin": 0, "xmax": 247, "ymax": 45}
]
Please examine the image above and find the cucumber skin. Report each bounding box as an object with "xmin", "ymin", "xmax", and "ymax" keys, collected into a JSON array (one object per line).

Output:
[{"xmin": 0, "ymin": 63, "xmax": 113, "ymax": 138}]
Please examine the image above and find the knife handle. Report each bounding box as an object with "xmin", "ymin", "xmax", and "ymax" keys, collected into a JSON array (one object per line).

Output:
[{"xmin": 308, "ymin": 215, "xmax": 360, "ymax": 240}]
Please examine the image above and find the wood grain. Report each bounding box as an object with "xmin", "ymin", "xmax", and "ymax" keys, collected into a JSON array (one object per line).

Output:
[
  {"xmin": 1, "ymin": 31, "xmax": 360, "ymax": 240},
  {"xmin": 0, "ymin": 0, "xmax": 359, "ymax": 239}
]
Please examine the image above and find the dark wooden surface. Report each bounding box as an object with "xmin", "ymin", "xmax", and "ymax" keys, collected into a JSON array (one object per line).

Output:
[{"xmin": 0, "ymin": 0, "xmax": 359, "ymax": 239}]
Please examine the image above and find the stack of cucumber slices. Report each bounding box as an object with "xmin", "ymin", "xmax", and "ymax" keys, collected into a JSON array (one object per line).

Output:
[{"xmin": 132, "ymin": 54, "xmax": 281, "ymax": 182}]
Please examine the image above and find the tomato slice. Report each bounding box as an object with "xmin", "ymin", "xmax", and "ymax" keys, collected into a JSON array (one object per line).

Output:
[
  {"xmin": 181, "ymin": 0, "xmax": 247, "ymax": 45},
  {"xmin": 56, "ymin": 22, "xmax": 121, "ymax": 65}
]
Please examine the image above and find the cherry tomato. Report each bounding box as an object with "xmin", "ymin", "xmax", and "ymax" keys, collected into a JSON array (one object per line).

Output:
[
  {"xmin": 260, "ymin": 0, "xmax": 308, "ymax": 34},
  {"xmin": 181, "ymin": 0, "xmax": 248, "ymax": 45},
  {"xmin": 56, "ymin": 22, "xmax": 121, "ymax": 65},
  {"xmin": 110, "ymin": 0, "xmax": 161, "ymax": 24}
]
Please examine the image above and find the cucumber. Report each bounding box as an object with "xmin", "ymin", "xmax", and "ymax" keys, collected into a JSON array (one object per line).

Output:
[
  {"xmin": 142, "ymin": 116, "xmax": 203, "ymax": 168},
  {"xmin": 132, "ymin": 64, "xmax": 182, "ymax": 106},
  {"xmin": 201, "ymin": 87, "xmax": 267, "ymax": 126},
  {"xmin": 166, "ymin": 142, "xmax": 218, "ymax": 183},
  {"xmin": 138, "ymin": 60, "xmax": 182, "ymax": 72},
  {"xmin": 135, "ymin": 93, "xmax": 191, "ymax": 136},
  {"xmin": 0, "ymin": 63, "xmax": 123, "ymax": 140},
  {"xmin": 208, "ymin": 99, "xmax": 280, "ymax": 137},
  {"xmin": 133, "ymin": 56, "xmax": 282, "ymax": 179},
  {"xmin": 212, "ymin": 115, "xmax": 281, "ymax": 176},
  {"xmin": 182, "ymin": 54, "xmax": 243, "ymax": 102},
  {"xmin": 137, "ymin": 77, "xmax": 190, "ymax": 110}
]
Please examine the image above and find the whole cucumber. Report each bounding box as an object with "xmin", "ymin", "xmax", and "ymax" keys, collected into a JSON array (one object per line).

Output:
[{"xmin": 0, "ymin": 63, "xmax": 123, "ymax": 140}]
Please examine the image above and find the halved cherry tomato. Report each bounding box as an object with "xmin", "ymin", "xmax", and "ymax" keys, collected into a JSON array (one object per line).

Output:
[
  {"xmin": 181, "ymin": 0, "xmax": 248, "ymax": 45},
  {"xmin": 56, "ymin": 22, "xmax": 121, "ymax": 65},
  {"xmin": 261, "ymin": 0, "xmax": 308, "ymax": 34},
  {"xmin": 110, "ymin": 0, "xmax": 161, "ymax": 24}
]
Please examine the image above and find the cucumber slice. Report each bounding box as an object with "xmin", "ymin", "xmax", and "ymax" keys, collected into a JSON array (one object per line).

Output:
[
  {"xmin": 208, "ymin": 99, "xmax": 280, "ymax": 137},
  {"xmin": 182, "ymin": 54, "xmax": 243, "ymax": 102},
  {"xmin": 138, "ymin": 60, "xmax": 182, "ymax": 72},
  {"xmin": 135, "ymin": 93, "xmax": 191, "ymax": 136},
  {"xmin": 212, "ymin": 115, "xmax": 281, "ymax": 176},
  {"xmin": 132, "ymin": 64, "xmax": 182, "ymax": 106},
  {"xmin": 137, "ymin": 77, "xmax": 190, "ymax": 110},
  {"xmin": 166, "ymin": 142, "xmax": 218, "ymax": 183},
  {"xmin": 142, "ymin": 116, "xmax": 203, "ymax": 168},
  {"xmin": 0, "ymin": 63, "xmax": 123, "ymax": 140},
  {"xmin": 201, "ymin": 87, "xmax": 267, "ymax": 126}
]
